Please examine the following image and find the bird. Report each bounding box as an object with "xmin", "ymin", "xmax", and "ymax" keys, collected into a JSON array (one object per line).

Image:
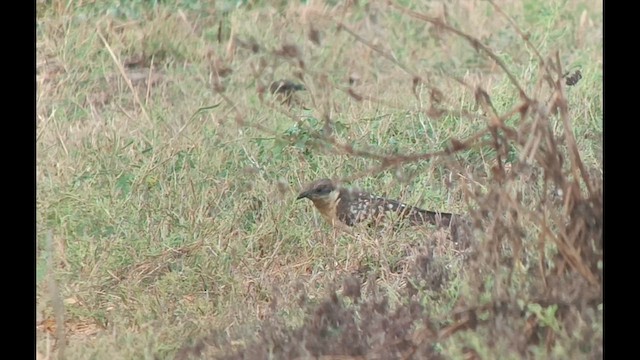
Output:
[
  {"xmin": 296, "ymin": 178, "xmax": 457, "ymax": 228},
  {"xmin": 269, "ymin": 79, "xmax": 305, "ymax": 95},
  {"xmin": 269, "ymin": 79, "xmax": 305, "ymax": 105}
]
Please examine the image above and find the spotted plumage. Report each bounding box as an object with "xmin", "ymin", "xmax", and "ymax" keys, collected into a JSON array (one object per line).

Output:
[{"xmin": 296, "ymin": 178, "xmax": 455, "ymax": 227}]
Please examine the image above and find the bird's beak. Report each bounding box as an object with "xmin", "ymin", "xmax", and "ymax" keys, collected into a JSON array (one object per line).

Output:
[{"xmin": 297, "ymin": 191, "xmax": 309, "ymax": 200}]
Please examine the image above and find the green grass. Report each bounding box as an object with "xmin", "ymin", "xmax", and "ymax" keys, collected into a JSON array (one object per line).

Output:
[{"xmin": 37, "ymin": 0, "xmax": 602, "ymax": 358}]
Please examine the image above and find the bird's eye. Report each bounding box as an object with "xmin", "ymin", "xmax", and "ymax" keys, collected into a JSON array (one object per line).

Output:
[{"xmin": 315, "ymin": 187, "xmax": 323, "ymax": 193}]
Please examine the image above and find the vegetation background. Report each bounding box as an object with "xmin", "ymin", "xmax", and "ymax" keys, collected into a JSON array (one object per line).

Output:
[{"xmin": 36, "ymin": 0, "xmax": 602, "ymax": 358}]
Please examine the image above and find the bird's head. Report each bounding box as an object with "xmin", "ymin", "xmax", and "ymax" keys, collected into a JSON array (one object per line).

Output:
[{"xmin": 297, "ymin": 178, "xmax": 340, "ymax": 204}]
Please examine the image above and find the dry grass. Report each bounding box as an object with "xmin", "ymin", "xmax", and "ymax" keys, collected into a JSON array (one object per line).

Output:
[{"xmin": 37, "ymin": 0, "xmax": 602, "ymax": 359}]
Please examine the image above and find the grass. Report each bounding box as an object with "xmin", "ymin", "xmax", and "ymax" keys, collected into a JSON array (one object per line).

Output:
[{"xmin": 37, "ymin": 0, "xmax": 602, "ymax": 359}]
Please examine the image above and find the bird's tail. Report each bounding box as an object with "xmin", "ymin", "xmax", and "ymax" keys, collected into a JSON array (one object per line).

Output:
[
  {"xmin": 405, "ymin": 207, "xmax": 456, "ymax": 227},
  {"xmin": 403, "ymin": 206, "xmax": 473, "ymax": 245}
]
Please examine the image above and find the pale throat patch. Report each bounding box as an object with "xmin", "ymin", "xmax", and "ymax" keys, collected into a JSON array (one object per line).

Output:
[{"xmin": 311, "ymin": 189, "xmax": 341, "ymax": 222}]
